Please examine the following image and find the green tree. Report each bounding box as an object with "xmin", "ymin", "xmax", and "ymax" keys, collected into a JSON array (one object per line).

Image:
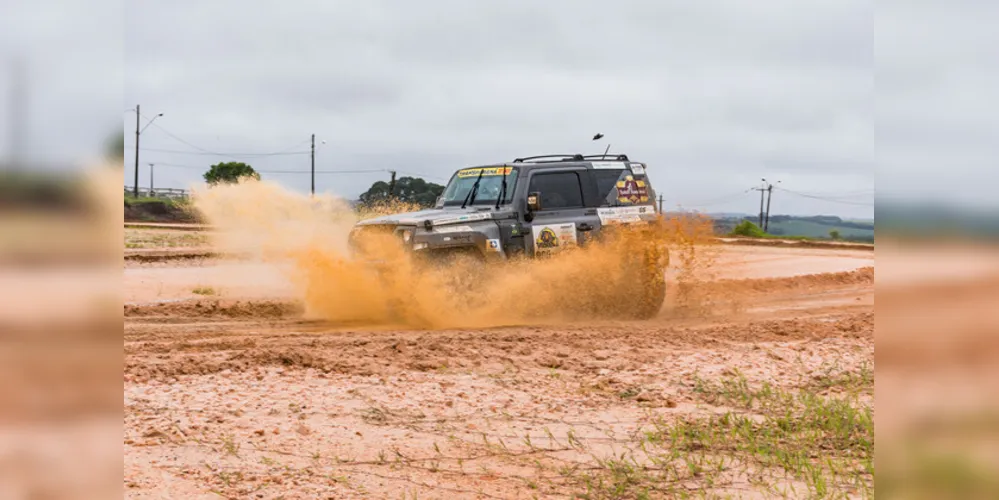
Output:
[
  {"xmin": 359, "ymin": 176, "xmax": 444, "ymax": 208},
  {"xmin": 829, "ymin": 229, "xmax": 842, "ymax": 240},
  {"xmin": 204, "ymin": 162, "xmax": 260, "ymax": 185},
  {"xmin": 729, "ymin": 220, "xmax": 766, "ymax": 238}
]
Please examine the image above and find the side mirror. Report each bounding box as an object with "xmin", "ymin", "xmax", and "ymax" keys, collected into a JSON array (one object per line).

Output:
[{"xmin": 527, "ymin": 192, "xmax": 542, "ymax": 212}]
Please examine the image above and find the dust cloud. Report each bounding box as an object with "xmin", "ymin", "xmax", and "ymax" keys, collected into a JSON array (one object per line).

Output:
[{"xmin": 192, "ymin": 179, "xmax": 718, "ymax": 328}]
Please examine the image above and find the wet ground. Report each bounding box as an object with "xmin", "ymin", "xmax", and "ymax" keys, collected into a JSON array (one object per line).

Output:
[{"xmin": 124, "ymin": 240, "xmax": 874, "ymax": 499}]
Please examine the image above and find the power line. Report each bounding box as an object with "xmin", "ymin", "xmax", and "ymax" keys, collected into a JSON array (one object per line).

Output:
[
  {"xmin": 137, "ymin": 116, "xmax": 311, "ymax": 159},
  {"xmin": 677, "ymin": 189, "xmax": 753, "ymax": 208},
  {"xmin": 150, "ymin": 162, "xmax": 386, "ymax": 175},
  {"xmin": 124, "ymin": 145, "xmax": 310, "ymax": 156},
  {"xmin": 776, "ymin": 187, "xmax": 874, "ymax": 206}
]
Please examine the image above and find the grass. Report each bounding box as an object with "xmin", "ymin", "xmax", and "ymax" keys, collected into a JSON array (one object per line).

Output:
[
  {"xmin": 124, "ymin": 228, "xmax": 209, "ymax": 249},
  {"xmin": 192, "ymin": 286, "xmax": 217, "ymax": 296},
  {"xmin": 726, "ymin": 219, "xmax": 874, "ymax": 244},
  {"xmin": 570, "ymin": 371, "xmax": 874, "ymax": 499}
]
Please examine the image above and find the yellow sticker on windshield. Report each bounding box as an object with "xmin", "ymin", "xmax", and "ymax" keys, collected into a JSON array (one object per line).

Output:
[{"xmin": 457, "ymin": 167, "xmax": 513, "ymax": 178}]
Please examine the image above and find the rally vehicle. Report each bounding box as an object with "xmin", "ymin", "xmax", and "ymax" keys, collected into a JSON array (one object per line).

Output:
[{"xmin": 348, "ymin": 154, "xmax": 668, "ymax": 318}]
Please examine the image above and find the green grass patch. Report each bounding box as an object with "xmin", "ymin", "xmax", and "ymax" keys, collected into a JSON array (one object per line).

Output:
[
  {"xmin": 572, "ymin": 371, "xmax": 874, "ymax": 499},
  {"xmin": 124, "ymin": 228, "xmax": 209, "ymax": 249}
]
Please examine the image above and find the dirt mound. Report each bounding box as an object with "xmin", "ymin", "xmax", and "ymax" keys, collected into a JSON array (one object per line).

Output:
[
  {"xmin": 124, "ymin": 312, "xmax": 873, "ymax": 382},
  {"xmin": 124, "ymin": 299, "xmax": 301, "ymax": 320},
  {"xmin": 671, "ymin": 267, "xmax": 873, "ymax": 310},
  {"xmin": 718, "ymin": 266, "xmax": 873, "ymax": 292},
  {"xmin": 124, "ymin": 199, "xmax": 200, "ymax": 223},
  {"xmin": 720, "ymin": 237, "xmax": 875, "ymax": 251}
]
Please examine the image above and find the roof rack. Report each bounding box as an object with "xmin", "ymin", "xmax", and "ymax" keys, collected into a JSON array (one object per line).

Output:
[
  {"xmin": 582, "ymin": 154, "xmax": 630, "ymax": 161},
  {"xmin": 512, "ymin": 154, "xmax": 585, "ymax": 163}
]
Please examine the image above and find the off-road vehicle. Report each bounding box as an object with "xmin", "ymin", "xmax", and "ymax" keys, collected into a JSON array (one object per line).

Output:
[{"xmin": 348, "ymin": 154, "xmax": 668, "ymax": 318}]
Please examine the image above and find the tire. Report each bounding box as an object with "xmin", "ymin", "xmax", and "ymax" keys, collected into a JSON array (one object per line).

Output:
[
  {"xmin": 421, "ymin": 248, "xmax": 487, "ymax": 296},
  {"xmin": 620, "ymin": 244, "xmax": 669, "ymax": 320}
]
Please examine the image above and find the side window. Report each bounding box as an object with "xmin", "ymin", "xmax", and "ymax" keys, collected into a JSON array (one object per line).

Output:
[
  {"xmin": 593, "ymin": 169, "xmax": 650, "ymax": 206},
  {"xmin": 528, "ymin": 172, "xmax": 584, "ymax": 210},
  {"xmin": 593, "ymin": 169, "xmax": 625, "ymax": 205}
]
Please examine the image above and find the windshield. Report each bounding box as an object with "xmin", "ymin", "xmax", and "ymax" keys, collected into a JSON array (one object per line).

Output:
[{"xmin": 440, "ymin": 166, "xmax": 519, "ymax": 206}]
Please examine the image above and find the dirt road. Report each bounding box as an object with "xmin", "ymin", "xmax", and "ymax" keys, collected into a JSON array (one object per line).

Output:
[{"xmin": 124, "ymin": 243, "xmax": 874, "ymax": 499}]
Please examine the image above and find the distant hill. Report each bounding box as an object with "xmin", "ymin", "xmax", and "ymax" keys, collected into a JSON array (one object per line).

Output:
[{"xmin": 709, "ymin": 214, "xmax": 875, "ymax": 242}]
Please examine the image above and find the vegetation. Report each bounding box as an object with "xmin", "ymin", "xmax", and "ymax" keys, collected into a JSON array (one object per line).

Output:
[
  {"xmin": 124, "ymin": 194, "xmax": 198, "ymax": 223},
  {"xmin": 204, "ymin": 162, "xmax": 259, "ymax": 185},
  {"xmin": 729, "ymin": 220, "xmax": 767, "ymax": 238},
  {"xmin": 359, "ymin": 176, "xmax": 444, "ymax": 208},
  {"xmin": 717, "ymin": 216, "xmax": 875, "ymax": 243},
  {"xmin": 573, "ymin": 371, "xmax": 873, "ymax": 498}
]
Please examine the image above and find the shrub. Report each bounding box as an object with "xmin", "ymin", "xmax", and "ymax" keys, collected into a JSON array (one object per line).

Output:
[{"xmin": 729, "ymin": 220, "xmax": 766, "ymax": 238}]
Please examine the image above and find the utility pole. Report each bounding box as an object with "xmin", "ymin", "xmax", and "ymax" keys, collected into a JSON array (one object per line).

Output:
[
  {"xmin": 388, "ymin": 170, "xmax": 397, "ymax": 198},
  {"xmin": 752, "ymin": 179, "xmax": 780, "ymax": 231},
  {"xmin": 133, "ymin": 104, "xmax": 141, "ymax": 197},
  {"xmin": 754, "ymin": 183, "xmax": 767, "ymax": 227},
  {"xmin": 149, "ymin": 163, "xmax": 155, "ymax": 195},
  {"xmin": 310, "ymin": 133, "xmax": 316, "ymax": 196},
  {"xmin": 658, "ymin": 194, "xmax": 664, "ymax": 214},
  {"xmin": 764, "ymin": 180, "xmax": 781, "ymax": 231},
  {"xmin": 764, "ymin": 184, "xmax": 774, "ymax": 232}
]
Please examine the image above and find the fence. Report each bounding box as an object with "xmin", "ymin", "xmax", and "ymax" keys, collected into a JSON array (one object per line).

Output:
[{"xmin": 124, "ymin": 186, "xmax": 189, "ymax": 199}]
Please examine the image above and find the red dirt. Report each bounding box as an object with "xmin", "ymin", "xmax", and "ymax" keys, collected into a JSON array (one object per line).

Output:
[{"xmin": 124, "ymin": 245, "xmax": 874, "ymax": 498}]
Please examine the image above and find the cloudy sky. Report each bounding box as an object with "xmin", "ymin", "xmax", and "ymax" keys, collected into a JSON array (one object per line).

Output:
[{"xmin": 6, "ymin": 1, "xmax": 999, "ymax": 218}]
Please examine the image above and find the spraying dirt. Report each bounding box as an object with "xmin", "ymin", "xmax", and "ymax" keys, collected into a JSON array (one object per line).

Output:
[
  {"xmin": 123, "ymin": 179, "xmax": 875, "ymax": 499},
  {"xmin": 191, "ymin": 179, "xmax": 720, "ymax": 329}
]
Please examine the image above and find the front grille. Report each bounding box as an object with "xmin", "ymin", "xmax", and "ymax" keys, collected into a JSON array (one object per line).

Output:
[{"xmin": 348, "ymin": 224, "xmax": 405, "ymax": 257}]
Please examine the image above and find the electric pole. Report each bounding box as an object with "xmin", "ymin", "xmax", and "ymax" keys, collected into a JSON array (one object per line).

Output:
[
  {"xmin": 754, "ymin": 181, "xmax": 767, "ymax": 227},
  {"xmin": 310, "ymin": 133, "xmax": 316, "ymax": 196},
  {"xmin": 388, "ymin": 170, "xmax": 397, "ymax": 198},
  {"xmin": 752, "ymin": 179, "xmax": 780, "ymax": 231},
  {"xmin": 658, "ymin": 194, "xmax": 664, "ymax": 214},
  {"xmin": 764, "ymin": 180, "xmax": 780, "ymax": 232},
  {"xmin": 134, "ymin": 104, "xmax": 141, "ymax": 197},
  {"xmin": 764, "ymin": 184, "xmax": 774, "ymax": 232},
  {"xmin": 131, "ymin": 106, "xmax": 162, "ymax": 197}
]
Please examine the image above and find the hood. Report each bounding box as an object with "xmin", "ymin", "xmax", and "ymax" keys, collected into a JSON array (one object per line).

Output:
[{"xmin": 355, "ymin": 207, "xmax": 514, "ymax": 228}]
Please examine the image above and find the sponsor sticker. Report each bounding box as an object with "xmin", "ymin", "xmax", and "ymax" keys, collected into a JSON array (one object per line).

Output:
[
  {"xmin": 590, "ymin": 162, "xmax": 627, "ymax": 169},
  {"xmin": 456, "ymin": 167, "xmax": 513, "ymax": 178},
  {"xmin": 615, "ymin": 175, "xmax": 649, "ymax": 204},
  {"xmin": 532, "ymin": 223, "xmax": 577, "ymax": 253},
  {"xmin": 432, "ymin": 212, "xmax": 492, "ymax": 226},
  {"xmin": 597, "ymin": 206, "xmax": 652, "ymax": 224},
  {"xmin": 629, "ymin": 163, "xmax": 646, "ymax": 175}
]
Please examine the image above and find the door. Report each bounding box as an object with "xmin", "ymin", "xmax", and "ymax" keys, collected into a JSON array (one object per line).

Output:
[{"xmin": 523, "ymin": 169, "xmax": 602, "ymax": 257}]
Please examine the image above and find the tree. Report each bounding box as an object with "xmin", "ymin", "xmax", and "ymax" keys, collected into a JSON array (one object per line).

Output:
[
  {"xmin": 359, "ymin": 176, "xmax": 444, "ymax": 208},
  {"xmin": 828, "ymin": 229, "xmax": 842, "ymax": 240},
  {"xmin": 204, "ymin": 162, "xmax": 259, "ymax": 185},
  {"xmin": 729, "ymin": 220, "xmax": 766, "ymax": 238}
]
